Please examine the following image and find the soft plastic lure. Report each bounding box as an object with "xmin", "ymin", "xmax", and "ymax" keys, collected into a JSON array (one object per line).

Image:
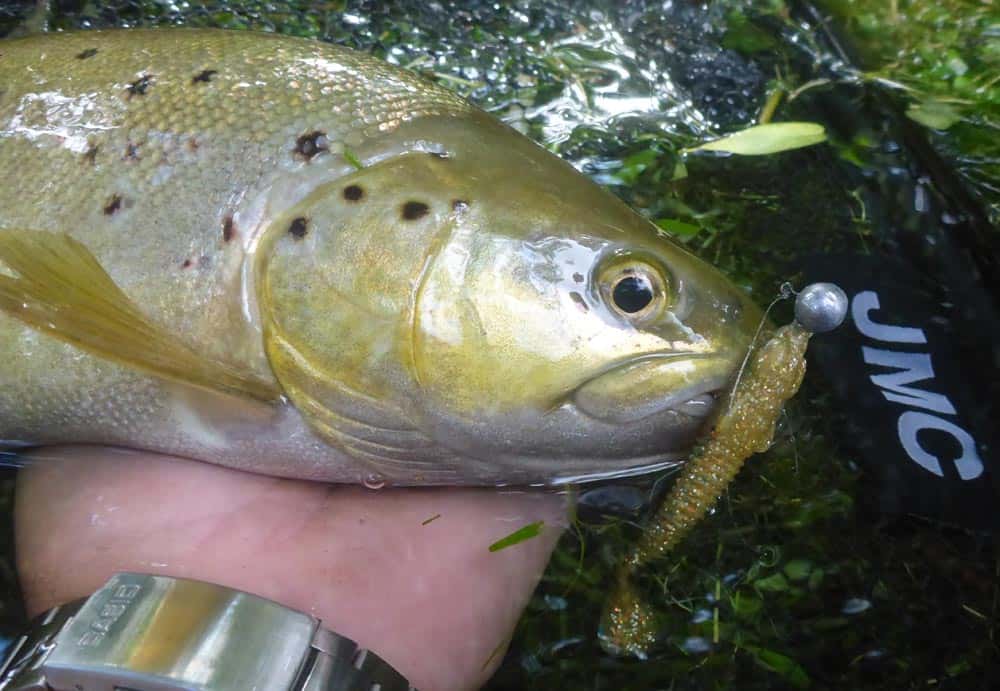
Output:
[{"xmin": 600, "ymin": 283, "xmax": 847, "ymax": 658}]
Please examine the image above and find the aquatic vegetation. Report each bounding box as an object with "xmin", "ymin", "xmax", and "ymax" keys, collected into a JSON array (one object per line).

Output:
[{"xmin": 817, "ymin": 0, "xmax": 1000, "ymax": 225}]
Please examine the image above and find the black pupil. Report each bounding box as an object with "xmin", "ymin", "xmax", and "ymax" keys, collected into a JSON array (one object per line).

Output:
[{"xmin": 612, "ymin": 274, "xmax": 654, "ymax": 313}]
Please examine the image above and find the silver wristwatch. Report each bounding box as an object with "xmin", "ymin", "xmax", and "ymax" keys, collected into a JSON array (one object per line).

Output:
[{"xmin": 0, "ymin": 572, "xmax": 416, "ymax": 691}]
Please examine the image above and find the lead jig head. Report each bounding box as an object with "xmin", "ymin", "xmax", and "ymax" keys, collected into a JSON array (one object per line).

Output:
[{"xmin": 793, "ymin": 282, "xmax": 848, "ymax": 333}]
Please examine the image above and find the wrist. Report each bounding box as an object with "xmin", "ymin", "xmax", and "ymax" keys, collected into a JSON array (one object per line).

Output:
[{"xmin": 0, "ymin": 572, "xmax": 415, "ymax": 691}]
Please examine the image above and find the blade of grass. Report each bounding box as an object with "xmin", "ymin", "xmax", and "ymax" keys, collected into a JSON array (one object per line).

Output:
[{"xmin": 489, "ymin": 520, "xmax": 545, "ymax": 552}]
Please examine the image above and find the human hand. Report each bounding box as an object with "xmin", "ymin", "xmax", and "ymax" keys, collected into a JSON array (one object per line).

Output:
[{"xmin": 14, "ymin": 446, "xmax": 567, "ymax": 691}]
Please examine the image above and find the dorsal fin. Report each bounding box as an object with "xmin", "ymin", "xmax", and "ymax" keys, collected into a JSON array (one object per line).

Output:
[{"xmin": 0, "ymin": 230, "xmax": 280, "ymax": 402}]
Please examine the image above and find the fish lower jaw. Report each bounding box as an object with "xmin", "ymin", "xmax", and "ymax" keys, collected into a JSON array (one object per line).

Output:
[{"xmin": 571, "ymin": 376, "xmax": 729, "ymax": 425}]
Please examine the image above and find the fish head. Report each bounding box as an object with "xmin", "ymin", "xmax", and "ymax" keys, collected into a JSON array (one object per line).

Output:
[{"xmin": 258, "ymin": 113, "xmax": 761, "ymax": 484}]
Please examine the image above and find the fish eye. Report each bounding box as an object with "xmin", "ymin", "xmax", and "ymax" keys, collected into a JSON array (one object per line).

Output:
[
  {"xmin": 598, "ymin": 259, "xmax": 669, "ymax": 321},
  {"xmin": 612, "ymin": 274, "xmax": 654, "ymax": 313}
]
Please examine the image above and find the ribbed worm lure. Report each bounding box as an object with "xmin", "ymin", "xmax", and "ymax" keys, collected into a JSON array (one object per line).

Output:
[{"xmin": 600, "ymin": 282, "xmax": 848, "ymax": 658}]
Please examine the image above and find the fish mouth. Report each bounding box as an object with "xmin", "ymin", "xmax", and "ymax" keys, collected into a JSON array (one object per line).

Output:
[{"xmin": 572, "ymin": 353, "xmax": 735, "ymax": 424}]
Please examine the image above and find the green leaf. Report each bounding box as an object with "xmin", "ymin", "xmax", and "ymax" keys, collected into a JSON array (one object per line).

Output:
[
  {"xmin": 722, "ymin": 11, "xmax": 779, "ymax": 54},
  {"xmin": 783, "ymin": 558, "xmax": 813, "ymax": 582},
  {"xmin": 686, "ymin": 122, "xmax": 827, "ymax": 156},
  {"xmin": 621, "ymin": 148, "xmax": 658, "ymax": 169},
  {"xmin": 906, "ymin": 100, "xmax": 963, "ymax": 130},
  {"xmin": 731, "ymin": 592, "xmax": 764, "ymax": 618},
  {"xmin": 343, "ymin": 148, "xmax": 364, "ymax": 170},
  {"xmin": 655, "ymin": 218, "xmax": 701, "ymax": 238},
  {"xmin": 614, "ymin": 148, "xmax": 660, "ymax": 184},
  {"xmin": 754, "ymin": 572, "xmax": 790, "ymax": 592},
  {"xmin": 489, "ymin": 520, "xmax": 544, "ymax": 552},
  {"xmin": 744, "ymin": 645, "xmax": 811, "ymax": 688}
]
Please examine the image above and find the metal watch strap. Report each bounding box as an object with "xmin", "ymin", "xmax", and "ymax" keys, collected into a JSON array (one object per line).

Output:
[
  {"xmin": 0, "ymin": 573, "xmax": 416, "ymax": 691},
  {"xmin": 0, "ymin": 599, "xmax": 85, "ymax": 691}
]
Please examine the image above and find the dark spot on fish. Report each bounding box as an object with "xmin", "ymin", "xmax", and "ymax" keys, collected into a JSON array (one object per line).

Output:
[
  {"xmin": 222, "ymin": 215, "xmax": 236, "ymax": 242},
  {"xmin": 187, "ymin": 138, "xmax": 200, "ymax": 152},
  {"xmin": 569, "ymin": 291, "xmax": 589, "ymax": 313},
  {"xmin": 429, "ymin": 151, "xmax": 449, "ymax": 159},
  {"xmin": 402, "ymin": 201, "xmax": 429, "ymax": 221},
  {"xmin": 451, "ymin": 199, "xmax": 468, "ymax": 212},
  {"xmin": 192, "ymin": 69, "xmax": 218, "ymax": 84},
  {"xmin": 343, "ymin": 185, "xmax": 364, "ymax": 202},
  {"xmin": 126, "ymin": 74, "xmax": 152, "ymax": 98},
  {"xmin": 294, "ymin": 131, "xmax": 327, "ymax": 161},
  {"xmin": 288, "ymin": 217, "xmax": 309, "ymax": 239},
  {"xmin": 123, "ymin": 141, "xmax": 139, "ymax": 161},
  {"xmin": 83, "ymin": 145, "xmax": 99, "ymax": 165},
  {"xmin": 182, "ymin": 258, "xmax": 192, "ymax": 269},
  {"xmin": 103, "ymin": 194, "xmax": 122, "ymax": 215},
  {"xmin": 76, "ymin": 48, "xmax": 98, "ymax": 60},
  {"xmin": 573, "ymin": 272, "xmax": 584, "ymax": 283}
]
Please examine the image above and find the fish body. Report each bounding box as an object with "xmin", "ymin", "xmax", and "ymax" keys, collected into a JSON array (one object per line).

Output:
[{"xmin": 0, "ymin": 29, "xmax": 760, "ymax": 485}]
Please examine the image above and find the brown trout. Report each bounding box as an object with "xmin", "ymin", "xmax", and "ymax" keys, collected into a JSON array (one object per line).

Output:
[{"xmin": 0, "ymin": 29, "xmax": 760, "ymax": 486}]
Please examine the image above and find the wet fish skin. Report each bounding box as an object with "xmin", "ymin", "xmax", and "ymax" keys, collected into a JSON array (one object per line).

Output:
[{"xmin": 0, "ymin": 29, "xmax": 761, "ymax": 485}]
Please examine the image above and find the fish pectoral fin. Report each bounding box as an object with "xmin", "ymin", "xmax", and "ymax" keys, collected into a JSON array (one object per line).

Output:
[{"xmin": 0, "ymin": 230, "xmax": 280, "ymax": 402}]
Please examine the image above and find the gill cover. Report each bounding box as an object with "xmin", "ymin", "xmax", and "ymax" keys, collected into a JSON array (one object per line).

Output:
[{"xmin": 257, "ymin": 153, "xmax": 469, "ymax": 481}]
